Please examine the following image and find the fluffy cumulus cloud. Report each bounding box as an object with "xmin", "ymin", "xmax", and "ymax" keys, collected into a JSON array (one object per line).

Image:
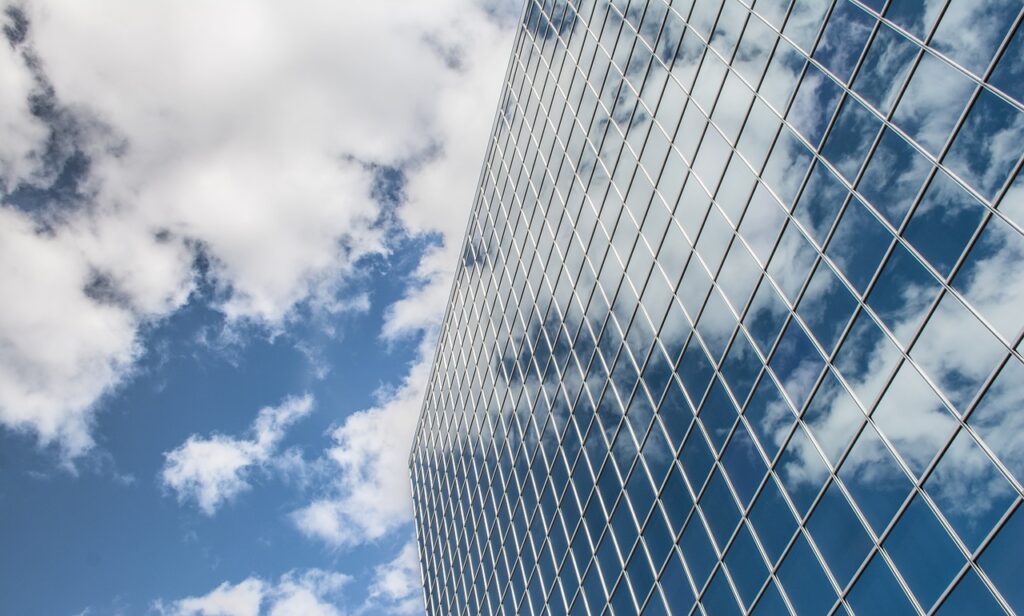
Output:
[
  {"xmin": 366, "ymin": 541, "xmax": 423, "ymax": 615},
  {"xmin": 156, "ymin": 569, "xmax": 350, "ymax": 616},
  {"xmin": 291, "ymin": 350, "xmax": 434, "ymax": 547},
  {"xmin": 288, "ymin": 0, "xmax": 519, "ymax": 550},
  {"xmin": 0, "ymin": 0, "xmax": 518, "ymax": 460},
  {"xmin": 162, "ymin": 394, "xmax": 313, "ymax": 515}
]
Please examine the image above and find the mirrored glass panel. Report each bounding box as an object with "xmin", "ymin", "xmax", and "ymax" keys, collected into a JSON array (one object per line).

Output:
[{"xmin": 410, "ymin": 2, "xmax": 1024, "ymax": 614}]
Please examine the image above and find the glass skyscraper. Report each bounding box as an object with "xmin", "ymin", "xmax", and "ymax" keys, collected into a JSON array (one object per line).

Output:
[{"xmin": 409, "ymin": 0, "xmax": 1024, "ymax": 613}]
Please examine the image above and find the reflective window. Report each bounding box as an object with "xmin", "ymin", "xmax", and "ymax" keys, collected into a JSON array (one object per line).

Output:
[
  {"xmin": 410, "ymin": 2, "xmax": 1024, "ymax": 613},
  {"xmin": 788, "ymin": 63, "xmax": 843, "ymax": 146},
  {"xmin": 892, "ymin": 52, "xmax": 976, "ymax": 155},
  {"xmin": 990, "ymin": 21, "xmax": 1024, "ymax": 104},
  {"xmin": 813, "ymin": 0, "xmax": 875, "ymax": 83},
  {"xmin": 721, "ymin": 331, "xmax": 762, "ymax": 405},
  {"xmin": 680, "ymin": 515, "xmax": 717, "ymax": 590},
  {"xmin": 946, "ymin": 89, "xmax": 1024, "ymax": 201},
  {"xmin": 733, "ymin": 13, "xmax": 775, "ymax": 85},
  {"xmin": 847, "ymin": 553, "xmax": 917, "ymax": 615},
  {"xmin": 884, "ymin": 0, "xmax": 945, "ymax": 40},
  {"xmin": 952, "ymin": 213, "xmax": 1024, "ymax": 341},
  {"xmin": 821, "ymin": 95, "xmax": 881, "ymax": 181},
  {"xmin": 866, "ymin": 243, "xmax": 939, "ymax": 346},
  {"xmin": 783, "ymin": 0, "xmax": 831, "ymax": 54},
  {"xmin": 716, "ymin": 240, "xmax": 760, "ymax": 313},
  {"xmin": 776, "ymin": 532, "xmax": 837, "ymax": 614},
  {"xmin": 721, "ymin": 423, "xmax": 767, "ymax": 506},
  {"xmin": 872, "ymin": 362, "xmax": 957, "ymax": 478},
  {"xmin": 744, "ymin": 373, "xmax": 795, "ymax": 461},
  {"xmin": 853, "ymin": 23, "xmax": 919, "ymax": 114},
  {"xmin": 761, "ymin": 128, "xmax": 813, "ymax": 207},
  {"xmin": 842, "ymin": 425, "xmax": 912, "ymax": 534},
  {"xmin": 936, "ymin": 569, "xmax": 1006, "ymax": 616},
  {"xmin": 770, "ymin": 320, "xmax": 824, "ymax": 409},
  {"xmin": 751, "ymin": 581, "xmax": 789, "ymax": 615},
  {"xmin": 777, "ymin": 425, "xmax": 829, "ymax": 516},
  {"xmin": 857, "ymin": 128, "xmax": 931, "ymax": 227},
  {"xmin": 749, "ymin": 476, "xmax": 797, "ymax": 565},
  {"xmin": 910, "ymin": 292, "xmax": 1005, "ymax": 412},
  {"xmin": 806, "ymin": 483, "xmax": 872, "ymax": 587},
  {"xmin": 744, "ymin": 276, "xmax": 789, "ymax": 354},
  {"xmin": 924, "ymin": 429, "xmax": 1016, "ymax": 550},
  {"xmin": 760, "ymin": 39, "xmax": 805, "ymax": 113},
  {"xmin": 969, "ymin": 358, "xmax": 1024, "ymax": 482},
  {"xmin": 724, "ymin": 522, "xmax": 769, "ymax": 609},
  {"xmin": 979, "ymin": 504, "xmax": 1024, "ymax": 613},
  {"xmin": 931, "ymin": 0, "xmax": 1023, "ymax": 76},
  {"xmin": 904, "ymin": 171, "xmax": 987, "ymax": 277},
  {"xmin": 802, "ymin": 370, "xmax": 862, "ymax": 464},
  {"xmin": 884, "ymin": 495, "xmax": 965, "ymax": 611},
  {"xmin": 826, "ymin": 197, "xmax": 892, "ymax": 294},
  {"xmin": 767, "ymin": 222, "xmax": 817, "ymax": 303},
  {"xmin": 797, "ymin": 261, "xmax": 858, "ymax": 355},
  {"xmin": 739, "ymin": 184, "xmax": 788, "ymax": 265},
  {"xmin": 704, "ymin": 566, "xmax": 743, "ymax": 615},
  {"xmin": 713, "ymin": 72, "xmax": 756, "ymax": 144},
  {"xmin": 794, "ymin": 162, "xmax": 847, "ymax": 247}
]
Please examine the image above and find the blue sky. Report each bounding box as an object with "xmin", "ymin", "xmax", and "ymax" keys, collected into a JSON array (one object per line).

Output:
[{"xmin": 0, "ymin": 1, "xmax": 519, "ymax": 614}]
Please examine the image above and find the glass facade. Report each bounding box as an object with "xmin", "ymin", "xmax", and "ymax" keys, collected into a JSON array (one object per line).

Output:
[{"xmin": 409, "ymin": 0, "xmax": 1024, "ymax": 613}]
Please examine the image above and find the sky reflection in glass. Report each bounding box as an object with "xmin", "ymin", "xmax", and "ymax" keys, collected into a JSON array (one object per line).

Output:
[{"xmin": 411, "ymin": 0, "xmax": 1024, "ymax": 614}]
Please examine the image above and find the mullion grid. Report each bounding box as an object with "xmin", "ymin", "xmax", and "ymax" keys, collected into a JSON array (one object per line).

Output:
[
  {"xmin": 810, "ymin": 1, "xmax": 1024, "ymax": 611},
  {"xmin": 634, "ymin": 2, "xmax": 1011, "ymax": 609},
  {"xmin": 689, "ymin": 2, "xmax": 1023, "ymax": 615},
  {"xmin": 516, "ymin": 10, "xmax": 659, "ymax": 605},
  {"xmin": 409, "ymin": 12, "xmax": 529, "ymax": 484},
  {"xmin": 663, "ymin": 0, "xmax": 1015, "ymax": 609},
  {"xmin": 413, "ymin": 0, "xmax": 1024, "ymax": 609},
  {"xmin": 434, "ymin": 108, "xmax": 528, "ymax": 609},
  {"xmin": 444, "ymin": 0, "xmax": 770, "ymax": 609},
  {"xmin": 453, "ymin": 289, "xmax": 511, "ymax": 616},
  {"xmin": 466, "ymin": 10, "xmax": 614, "ymax": 609}
]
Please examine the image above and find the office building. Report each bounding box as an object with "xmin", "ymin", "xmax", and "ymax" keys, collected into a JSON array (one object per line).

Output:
[{"xmin": 410, "ymin": 0, "xmax": 1024, "ymax": 613}]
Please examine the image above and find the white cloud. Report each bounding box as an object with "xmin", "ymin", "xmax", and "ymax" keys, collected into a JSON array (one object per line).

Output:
[
  {"xmin": 385, "ymin": 0, "xmax": 518, "ymax": 341},
  {"xmin": 162, "ymin": 394, "xmax": 313, "ymax": 515},
  {"xmin": 0, "ymin": 0, "xmax": 518, "ymax": 459},
  {"xmin": 0, "ymin": 206, "xmax": 150, "ymax": 458},
  {"xmin": 291, "ymin": 350, "xmax": 433, "ymax": 547},
  {"xmin": 158, "ymin": 569, "xmax": 349, "ymax": 616},
  {"xmin": 366, "ymin": 540, "xmax": 423, "ymax": 615},
  {"xmin": 0, "ymin": 8, "xmax": 48, "ymax": 190},
  {"xmin": 163, "ymin": 579, "xmax": 265, "ymax": 616},
  {"xmin": 289, "ymin": 0, "xmax": 518, "ymax": 550}
]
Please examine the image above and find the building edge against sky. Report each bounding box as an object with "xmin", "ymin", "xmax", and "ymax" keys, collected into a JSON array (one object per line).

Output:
[{"xmin": 410, "ymin": 0, "xmax": 1024, "ymax": 614}]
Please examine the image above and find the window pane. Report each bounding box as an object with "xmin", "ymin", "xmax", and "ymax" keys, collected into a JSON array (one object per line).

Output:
[
  {"xmin": 857, "ymin": 128, "xmax": 932, "ymax": 227},
  {"xmin": 776, "ymin": 532, "xmax": 837, "ymax": 615},
  {"xmin": 979, "ymin": 504, "xmax": 1024, "ymax": 614},
  {"xmin": 884, "ymin": 495, "xmax": 965, "ymax": 611},
  {"xmin": 931, "ymin": 0, "xmax": 1023, "ymax": 76},
  {"xmin": 946, "ymin": 89, "xmax": 1024, "ymax": 201},
  {"xmin": 813, "ymin": 0, "xmax": 875, "ymax": 83},
  {"xmin": 847, "ymin": 553, "xmax": 917, "ymax": 616},
  {"xmin": 853, "ymin": 23, "xmax": 919, "ymax": 113},
  {"xmin": 806, "ymin": 483, "xmax": 873, "ymax": 587},
  {"xmin": 924, "ymin": 430, "xmax": 1016, "ymax": 551},
  {"xmin": 821, "ymin": 95, "xmax": 881, "ymax": 181},
  {"xmin": 891, "ymin": 53, "xmax": 975, "ymax": 155}
]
